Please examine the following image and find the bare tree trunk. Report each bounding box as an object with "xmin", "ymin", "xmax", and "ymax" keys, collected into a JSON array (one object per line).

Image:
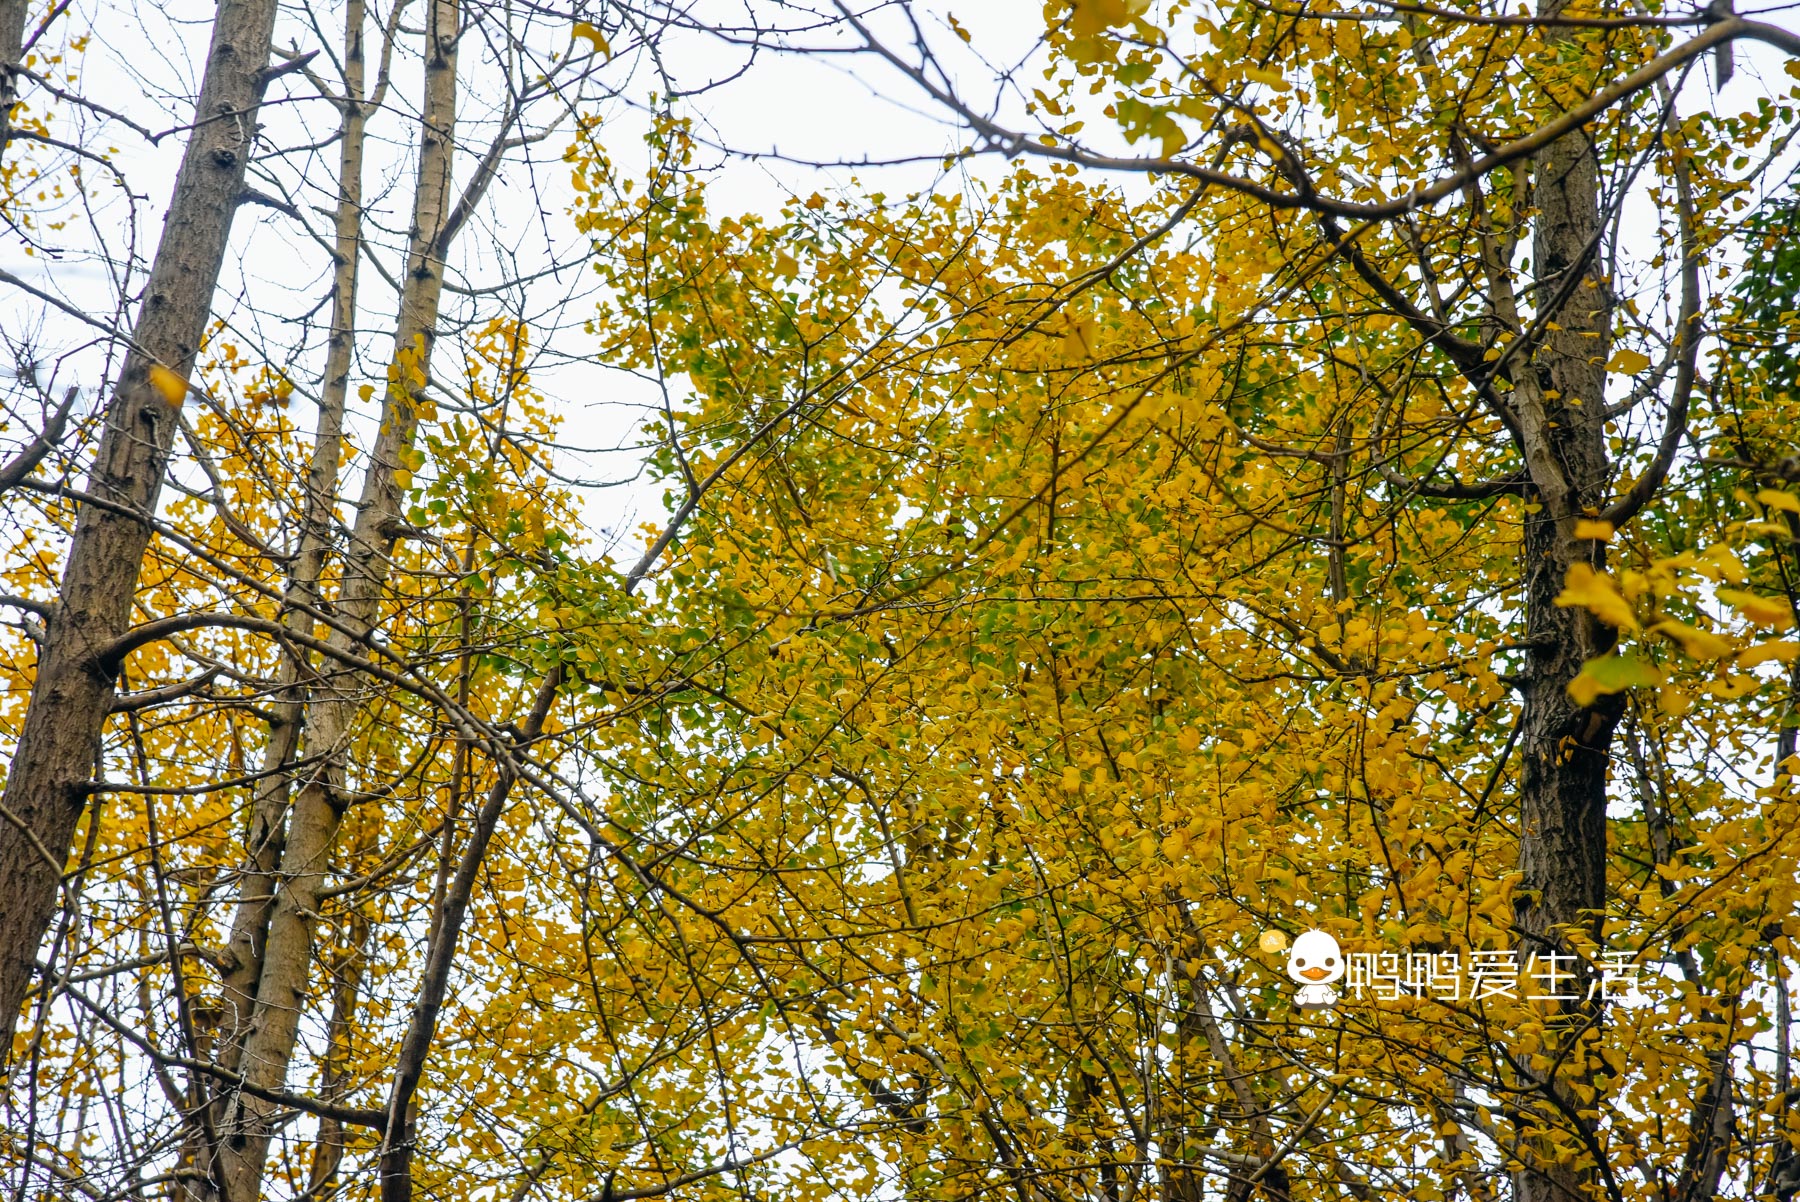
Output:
[
  {"xmin": 216, "ymin": 2, "xmax": 460, "ymax": 1196},
  {"xmin": 214, "ymin": 0, "xmax": 372, "ymax": 1076},
  {"xmin": 176, "ymin": 7, "xmax": 374, "ymax": 1198},
  {"xmin": 1510, "ymin": 20, "xmax": 1622, "ymax": 1198},
  {"xmin": 0, "ymin": 0, "xmax": 27, "ymax": 162},
  {"xmin": 301, "ymin": 818, "xmax": 380, "ymax": 1202},
  {"xmin": 0, "ymin": 0, "xmax": 280, "ymax": 1058}
]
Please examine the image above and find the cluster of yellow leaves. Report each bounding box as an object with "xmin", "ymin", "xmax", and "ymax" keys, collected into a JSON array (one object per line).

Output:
[{"xmin": 538, "ymin": 104, "xmax": 1799, "ymax": 1194}]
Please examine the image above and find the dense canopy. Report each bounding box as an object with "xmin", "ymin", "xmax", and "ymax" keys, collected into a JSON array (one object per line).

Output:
[{"xmin": 1, "ymin": 2, "xmax": 1798, "ymax": 1201}]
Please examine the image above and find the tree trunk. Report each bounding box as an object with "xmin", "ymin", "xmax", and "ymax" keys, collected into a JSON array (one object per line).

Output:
[
  {"xmin": 0, "ymin": 0, "xmax": 27, "ymax": 163},
  {"xmin": 0, "ymin": 0, "xmax": 280, "ymax": 1058},
  {"xmin": 213, "ymin": 0, "xmax": 369, "ymax": 1078},
  {"xmin": 215, "ymin": 1, "xmax": 459, "ymax": 1195},
  {"xmin": 1509, "ymin": 29, "xmax": 1623, "ymax": 1200},
  {"xmin": 177, "ymin": 6, "xmax": 371, "ymax": 1197}
]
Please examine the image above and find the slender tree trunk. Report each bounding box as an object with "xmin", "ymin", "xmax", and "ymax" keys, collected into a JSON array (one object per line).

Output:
[
  {"xmin": 0, "ymin": 0, "xmax": 27, "ymax": 163},
  {"xmin": 175, "ymin": 9, "xmax": 372, "ymax": 1199},
  {"xmin": 1509, "ymin": 22, "xmax": 1622, "ymax": 1198},
  {"xmin": 0, "ymin": 0, "xmax": 280, "ymax": 1058},
  {"xmin": 301, "ymin": 816, "xmax": 380, "ymax": 1202},
  {"xmin": 216, "ymin": 2, "xmax": 460, "ymax": 1196},
  {"xmin": 214, "ymin": 0, "xmax": 369, "ymax": 1075}
]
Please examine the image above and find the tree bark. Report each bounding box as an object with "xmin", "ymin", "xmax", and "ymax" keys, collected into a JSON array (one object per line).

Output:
[
  {"xmin": 213, "ymin": 0, "xmax": 370, "ymax": 1078},
  {"xmin": 0, "ymin": 0, "xmax": 281, "ymax": 1058},
  {"xmin": 176, "ymin": 7, "xmax": 373, "ymax": 1198},
  {"xmin": 1509, "ymin": 20, "xmax": 1624, "ymax": 1200},
  {"xmin": 215, "ymin": 1, "xmax": 459, "ymax": 1196},
  {"xmin": 0, "ymin": 0, "xmax": 27, "ymax": 162}
]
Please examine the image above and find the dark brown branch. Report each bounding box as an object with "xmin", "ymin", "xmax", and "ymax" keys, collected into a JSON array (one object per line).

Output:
[
  {"xmin": 108, "ymin": 669, "xmax": 223, "ymax": 713},
  {"xmin": 0, "ymin": 386, "xmax": 79, "ymax": 494},
  {"xmin": 378, "ymin": 667, "xmax": 564, "ymax": 1202},
  {"xmin": 65, "ymin": 983, "xmax": 387, "ymax": 1129}
]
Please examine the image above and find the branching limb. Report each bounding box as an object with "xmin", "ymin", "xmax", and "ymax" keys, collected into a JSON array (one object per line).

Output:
[{"xmin": 0, "ymin": 385, "xmax": 79, "ymax": 495}]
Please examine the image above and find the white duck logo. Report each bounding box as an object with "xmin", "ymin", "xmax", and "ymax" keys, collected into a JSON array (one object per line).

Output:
[{"xmin": 1287, "ymin": 930, "xmax": 1345, "ymax": 1009}]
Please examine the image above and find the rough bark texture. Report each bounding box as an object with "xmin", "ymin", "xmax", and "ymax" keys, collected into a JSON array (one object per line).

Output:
[
  {"xmin": 0, "ymin": 0, "xmax": 280, "ymax": 1058},
  {"xmin": 214, "ymin": 2, "xmax": 459, "ymax": 1196},
  {"xmin": 213, "ymin": 0, "xmax": 369, "ymax": 1078},
  {"xmin": 1509, "ymin": 27, "xmax": 1624, "ymax": 1201},
  {"xmin": 0, "ymin": 0, "xmax": 27, "ymax": 161},
  {"xmin": 1514, "ymin": 121, "xmax": 1619, "ymax": 961},
  {"xmin": 178, "ymin": 7, "xmax": 371, "ymax": 1198}
]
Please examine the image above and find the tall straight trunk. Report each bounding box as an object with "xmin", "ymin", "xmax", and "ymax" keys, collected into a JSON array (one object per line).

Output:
[
  {"xmin": 1509, "ymin": 16, "xmax": 1622, "ymax": 1199},
  {"xmin": 0, "ymin": 0, "xmax": 27, "ymax": 162},
  {"xmin": 213, "ymin": 0, "xmax": 370, "ymax": 1074},
  {"xmin": 177, "ymin": 6, "xmax": 372, "ymax": 1198},
  {"xmin": 0, "ymin": 0, "xmax": 280, "ymax": 1057},
  {"xmin": 301, "ymin": 816, "xmax": 380, "ymax": 1202},
  {"xmin": 216, "ymin": 2, "xmax": 460, "ymax": 1196}
]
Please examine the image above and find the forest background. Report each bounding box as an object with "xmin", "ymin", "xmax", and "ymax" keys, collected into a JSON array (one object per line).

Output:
[{"xmin": 2, "ymin": 1, "xmax": 1800, "ymax": 1201}]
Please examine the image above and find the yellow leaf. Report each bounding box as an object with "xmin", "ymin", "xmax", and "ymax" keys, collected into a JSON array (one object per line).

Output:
[
  {"xmin": 1757, "ymin": 488, "xmax": 1800, "ymax": 515},
  {"xmin": 1606, "ymin": 348, "xmax": 1652, "ymax": 375},
  {"xmin": 1554, "ymin": 564, "xmax": 1637, "ymax": 632},
  {"xmin": 1573, "ymin": 519, "xmax": 1614, "ymax": 542},
  {"xmin": 1706, "ymin": 675, "xmax": 1761, "ymax": 700},
  {"xmin": 1718, "ymin": 589, "xmax": 1794, "ymax": 630},
  {"xmin": 1738, "ymin": 640, "xmax": 1800, "ymax": 668},
  {"xmin": 1649, "ymin": 619, "xmax": 1732, "ymax": 661},
  {"xmin": 147, "ymin": 364, "xmax": 188, "ymax": 406},
  {"xmin": 1062, "ymin": 766, "xmax": 1082, "ymax": 791},
  {"xmin": 1069, "ymin": 0, "xmax": 1148, "ymax": 37},
  {"xmin": 1062, "ymin": 316, "xmax": 1096, "ymax": 359},
  {"xmin": 573, "ymin": 20, "xmax": 610, "ymax": 58},
  {"xmin": 1176, "ymin": 726, "xmax": 1200, "ymax": 753},
  {"xmin": 1701, "ymin": 545, "xmax": 1749, "ymax": 584}
]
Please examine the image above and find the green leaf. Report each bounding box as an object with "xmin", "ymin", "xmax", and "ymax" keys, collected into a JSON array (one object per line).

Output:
[{"xmin": 1567, "ymin": 651, "xmax": 1663, "ymax": 706}]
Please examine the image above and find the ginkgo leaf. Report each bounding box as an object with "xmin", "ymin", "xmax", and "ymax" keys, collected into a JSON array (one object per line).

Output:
[
  {"xmin": 1573, "ymin": 519, "xmax": 1614, "ymax": 542},
  {"xmin": 1657, "ymin": 686, "xmax": 1692, "ymax": 716},
  {"xmin": 1567, "ymin": 651, "xmax": 1662, "ymax": 707},
  {"xmin": 147, "ymin": 364, "xmax": 188, "ymax": 405},
  {"xmin": 572, "ymin": 20, "xmax": 610, "ymax": 57},
  {"xmin": 1757, "ymin": 488, "xmax": 1800, "ymax": 515},
  {"xmin": 1738, "ymin": 640, "xmax": 1800, "ymax": 668},
  {"xmin": 1717, "ymin": 588, "xmax": 1795, "ymax": 630},
  {"xmin": 1606, "ymin": 348, "xmax": 1652, "ymax": 374},
  {"xmin": 1649, "ymin": 619, "xmax": 1732, "ymax": 661},
  {"xmin": 1068, "ymin": 0, "xmax": 1150, "ymax": 37},
  {"xmin": 1062, "ymin": 316, "xmax": 1096, "ymax": 359},
  {"xmin": 1554, "ymin": 564, "xmax": 1637, "ymax": 632}
]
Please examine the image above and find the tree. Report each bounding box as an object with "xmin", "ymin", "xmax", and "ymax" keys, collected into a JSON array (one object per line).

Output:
[
  {"xmin": 562, "ymin": 2, "xmax": 1800, "ymax": 1198},
  {"xmin": 6, "ymin": 0, "xmax": 1800, "ymax": 1199},
  {"xmin": 0, "ymin": 0, "xmax": 283, "ymax": 1058}
]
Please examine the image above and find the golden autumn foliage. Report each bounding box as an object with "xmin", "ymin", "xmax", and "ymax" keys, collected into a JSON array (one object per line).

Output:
[{"xmin": 3, "ymin": 1, "xmax": 1800, "ymax": 1201}]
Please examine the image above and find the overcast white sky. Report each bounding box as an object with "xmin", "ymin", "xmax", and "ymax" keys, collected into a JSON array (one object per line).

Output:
[{"xmin": 2, "ymin": 0, "xmax": 1796, "ymax": 564}]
